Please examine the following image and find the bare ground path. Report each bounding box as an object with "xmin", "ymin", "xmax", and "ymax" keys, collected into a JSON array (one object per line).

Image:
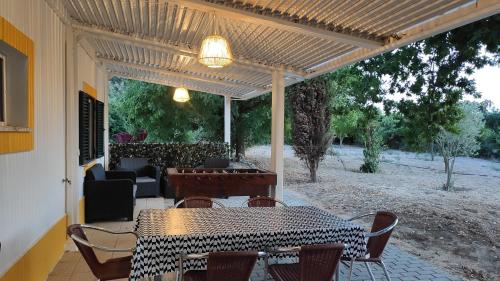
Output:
[{"xmin": 245, "ymin": 145, "xmax": 500, "ymax": 281}]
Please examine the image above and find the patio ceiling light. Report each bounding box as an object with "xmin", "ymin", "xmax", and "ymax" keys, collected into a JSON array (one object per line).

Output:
[
  {"xmin": 173, "ymin": 87, "xmax": 190, "ymax": 103},
  {"xmin": 198, "ymin": 13, "xmax": 233, "ymax": 68}
]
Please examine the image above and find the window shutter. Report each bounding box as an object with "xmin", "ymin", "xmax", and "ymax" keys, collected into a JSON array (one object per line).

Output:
[
  {"xmin": 79, "ymin": 91, "xmax": 91, "ymax": 165},
  {"xmin": 95, "ymin": 100, "xmax": 105, "ymax": 158}
]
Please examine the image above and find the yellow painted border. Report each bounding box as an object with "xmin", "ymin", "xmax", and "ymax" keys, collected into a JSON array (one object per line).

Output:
[
  {"xmin": 0, "ymin": 215, "xmax": 67, "ymax": 281},
  {"xmin": 79, "ymin": 197, "xmax": 85, "ymax": 224},
  {"xmin": 0, "ymin": 16, "xmax": 35, "ymax": 154},
  {"xmin": 82, "ymin": 82, "xmax": 97, "ymax": 99}
]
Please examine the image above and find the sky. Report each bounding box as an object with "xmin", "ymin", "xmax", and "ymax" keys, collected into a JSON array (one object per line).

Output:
[{"xmin": 470, "ymin": 65, "xmax": 500, "ymax": 109}]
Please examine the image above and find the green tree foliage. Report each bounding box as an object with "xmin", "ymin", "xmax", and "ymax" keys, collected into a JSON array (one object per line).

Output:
[
  {"xmin": 436, "ymin": 102, "xmax": 485, "ymax": 190},
  {"xmin": 231, "ymin": 94, "xmax": 271, "ymax": 160},
  {"xmin": 289, "ymin": 78, "xmax": 333, "ymax": 182},
  {"xmin": 362, "ymin": 14, "xmax": 500, "ymax": 159},
  {"xmin": 108, "ymin": 78, "xmax": 223, "ymax": 143},
  {"xmin": 360, "ymin": 120, "xmax": 383, "ymax": 173},
  {"xmin": 330, "ymin": 110, "xmax": 362, "ymax": 148}
]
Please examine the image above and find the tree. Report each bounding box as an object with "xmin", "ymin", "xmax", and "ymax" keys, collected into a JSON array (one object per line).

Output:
[
  {"xmin": 289, "ymin": 78, "xmax": 333, "ymax": 182},
  {"xmin": 330, "ymin": 110, "xmax": 362, "ymax": 148},
  {"xmin": 435, "ymin": 102, "xmax": 484, "ymax": 190},
  {"xmin": 231, "ymin": 94, "xmax": 271, "ymax": 161},
  {"xmin": 362, "ymin": 14, "xmax": 500, "ymax": 159},
  {"xmin": 360, "ymin": 119, "xmax": 383, "ymax": 173}
]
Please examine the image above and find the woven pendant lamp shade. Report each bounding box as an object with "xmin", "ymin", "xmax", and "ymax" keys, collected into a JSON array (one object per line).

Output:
[
  {"xmin": 198, "ymin": 35, "xmax": 233, "ymax": 68},
  {"xmin": 173, "ymin": 87, "xmax": 190, "ymax": 102}
]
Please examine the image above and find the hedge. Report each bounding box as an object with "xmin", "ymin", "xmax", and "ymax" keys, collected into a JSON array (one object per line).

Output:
[{"xmin": 109, "ymin": 142, "xmax": 230, "ymax": 176}]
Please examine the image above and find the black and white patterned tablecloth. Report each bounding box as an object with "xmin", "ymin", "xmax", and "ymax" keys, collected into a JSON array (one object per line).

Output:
[{"xmin": 130, "ymin": 206, "xmax": 366, "ymax": 280}]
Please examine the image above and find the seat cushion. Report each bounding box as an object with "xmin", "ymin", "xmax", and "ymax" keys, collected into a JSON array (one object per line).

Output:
[
  {"xmin": 183, "ymin": 270, "xmax": 207, "ymax": 281},
  {"xmin": 120, "ymin": 158, "xmax": 149, "ymax": 170},
  {"xmin": 269, "ymin": 263, "xmax": 299, "ymax": 281},
  {"xmin": 98, "ymin": 255, "xmax": 132, "ymax": 280},
  {"xmin": 88, "ymin": 164, "xmax": 106, "ymax": 181},
  {"xmin": 136, "ymin": 176, "xmax": 156, "ymax": 183}
]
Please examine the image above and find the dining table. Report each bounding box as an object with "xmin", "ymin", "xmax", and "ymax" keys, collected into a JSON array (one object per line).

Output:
[{"xmin": 130, "ymin": 206, "xmax": 367, "ymax": 281}]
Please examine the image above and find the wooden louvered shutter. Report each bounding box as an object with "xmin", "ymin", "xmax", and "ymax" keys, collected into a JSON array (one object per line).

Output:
[
  {"xmin": 95, "ymin": 100, "xmax": 104, "ymax": 158},
  {"xmin": 79, "ymin": 91, "xmax": 92, "ymax": 165}
]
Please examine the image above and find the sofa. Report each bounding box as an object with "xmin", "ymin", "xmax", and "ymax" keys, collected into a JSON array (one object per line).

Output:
[
  {"xmin": 84, "ymin": 164, "xmax": 136, "ymax": 222},
  {"xmin": 117, "ymin": 158, "xmax": 160, "ymax": 197}
]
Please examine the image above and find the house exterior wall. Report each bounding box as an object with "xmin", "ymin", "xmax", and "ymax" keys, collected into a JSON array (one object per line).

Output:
[
  {"xmin": 0, "ymin": 0, "xmax": 66, "ymax": 277},
  {"xmin": 0, "ymin": 0, "xmax": 109, "ymax": 278}
]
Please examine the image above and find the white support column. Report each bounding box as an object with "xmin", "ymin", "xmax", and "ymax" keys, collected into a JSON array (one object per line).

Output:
[
  {"xmin": 270, "ymin": 70, "xmax": 285, "ymax": 200},
  {"xmin": 224, "ymin": 96, "xmax": 231, "ymax": 146}
]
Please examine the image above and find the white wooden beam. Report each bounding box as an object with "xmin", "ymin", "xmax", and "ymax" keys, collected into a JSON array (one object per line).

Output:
[
  {"xmin": 270, "ymin": 69, "xmax": 285, "ymax": 200},
  {"xmin": 99, "ymin": 57, "xmax": 265, "ymax": 91},
  {"xmin": 306, "ymin": 0, "xmax": 500, "ymax": 77},
  {"xmin": 109, "ymin": 71, "xmax": 240, "ymax": 98},
  {"xmin": 73, "ymin": 24, "xmax": 306, "ymax": 77},
  {"xmin": 176, "ymin": 0, "xmax": 384, "ymax": 49}
]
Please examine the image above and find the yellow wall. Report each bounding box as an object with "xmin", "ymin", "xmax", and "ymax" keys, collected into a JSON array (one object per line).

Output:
[
  {"xmin": 0, "ymin": 215, "xmax": 67, "ymax": 281},
  {"xmin": 79, "ymin": 197, "xmax": 85, "ymax": 224},
  {"xmin": 0, "ymin": 16, "xmax": 35, "ymax": 154}
]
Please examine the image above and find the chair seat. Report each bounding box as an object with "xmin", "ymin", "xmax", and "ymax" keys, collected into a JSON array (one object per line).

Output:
[
  {"xmin": 98, "ymin": 255, "xmax": 132, "ymax": 280},
  {"xmin": 136, "ymin": 176, "xmax": 157, "ymax": 183},
  {"xmin": 269, "ymin": 263, "xmax": 300, "ymax": 281},
  {"xmin": 183, "ymin": 270, "xmax": 207, "ymax": 281}
]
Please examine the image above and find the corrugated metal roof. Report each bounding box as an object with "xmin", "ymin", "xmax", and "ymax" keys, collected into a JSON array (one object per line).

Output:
[{"xmin": 45, "ymin": 0, "xmax": 498, "ymax": 98}]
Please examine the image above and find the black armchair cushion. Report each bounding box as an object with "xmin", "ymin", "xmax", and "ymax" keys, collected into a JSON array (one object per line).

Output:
[
  {"xmin": 86, "ymin": 164, "xmax": 106, "ymax": 181},
  {"xmin": 119, "ymin": 158, "xmax": 150, "ymax": 176}
]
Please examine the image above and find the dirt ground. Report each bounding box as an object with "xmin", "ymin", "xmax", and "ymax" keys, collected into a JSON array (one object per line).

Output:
[{"xmin": 245, "ymin": 145, "xmax": 500, "ymax": 281}]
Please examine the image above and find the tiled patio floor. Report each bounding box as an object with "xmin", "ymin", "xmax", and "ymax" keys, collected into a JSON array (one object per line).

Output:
[{"xmin": 48, "ymin": 192, "xmax": 460, "ymax": 281}]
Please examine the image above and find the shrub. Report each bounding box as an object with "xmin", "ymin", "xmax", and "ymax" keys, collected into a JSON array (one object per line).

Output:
[
  {"xmin": 360, "ymin": 121, "xmax": 383, "ymax": 173},
  {"xmin": 109, "ymin": 142, "xmax": 229, "ymax": 176}
]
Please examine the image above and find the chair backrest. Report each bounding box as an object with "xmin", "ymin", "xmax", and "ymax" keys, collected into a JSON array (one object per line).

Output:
[
  {"xmin": 120, "ymin": 158, "xmax": 149, "ymax": 171},
  {"xmin": 204, "ymin": 158, "xmax": 230, "ymax": 168},
  {"xmin": 85, "ymin": 164, "xmax": 105, "ymax": 181},
  {"xmin": 67, "ymin": 224, "xmax": 102, "ymax": 277},
  {"xmin": 247, "ymin": 196, "xmax": 287, "ymax": 207},
  {"xmin": 206, "ymin": 251, "xmax": 258, "ymax": 281},
  {"xmin": 366, "ymin": 211, "xmax": 398, "ymax": 258},
  {"xmin": 177, "ymin": 196, "xmax": 214, "ymax": 208},
  {"xmin": 299, "ymin": 244, "xmax": 344, "ymax": 281}
]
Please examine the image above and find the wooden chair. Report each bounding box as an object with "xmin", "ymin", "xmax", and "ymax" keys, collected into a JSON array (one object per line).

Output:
[
  {"xmin": 179, "ymin": 251, "xmax": 265, "ymax": 281},
  {"xmin": 268, "ymin": 243, "xmax": 344, "ymax": 281},
  {"xmin": 244, "ymin": 196, "xmax": 288, "ymax": 207},
  {"xmin": 67, "ymin": 224, "xmax": 137, "ymax": 281},
  {"xmin": 342, "ymin": 211, "xmax": 398, "ymax": 281},
  {"xmin": 174, "ymin": 196, "xmax": 225, "ymax": 208}
]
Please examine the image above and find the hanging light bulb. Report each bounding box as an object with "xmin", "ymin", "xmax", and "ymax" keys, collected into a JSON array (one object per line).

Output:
[
  {"xmin": 198, "ymin": 13, "xmax": 233, "ymax": 68},
  {"xmin": 173, "ymin": 87, "xmax": 190, "ymax": 103}
]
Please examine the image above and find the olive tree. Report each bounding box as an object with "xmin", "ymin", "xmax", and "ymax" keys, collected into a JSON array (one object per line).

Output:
[{"xmin": 435, "ymin": 102, "xmax": 484, "ymax": 190}]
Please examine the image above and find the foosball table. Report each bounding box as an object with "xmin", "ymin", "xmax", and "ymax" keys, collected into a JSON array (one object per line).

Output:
[{"xmin": 167, "ymin": 168, "xmax": 277, "ymax": 202}]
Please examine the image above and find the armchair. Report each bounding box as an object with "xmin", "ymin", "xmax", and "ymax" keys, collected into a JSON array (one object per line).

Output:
[
  {"xmin": 118, "ymin": 158, "xmax": 160, "ymax": 197},
  {"xmin": 84, "ymin": 164, "xmax": 136, "ymax": 222}
]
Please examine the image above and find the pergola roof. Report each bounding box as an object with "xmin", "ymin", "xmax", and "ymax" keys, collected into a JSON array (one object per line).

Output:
[{"xmin": 47, "ymin": 0, "xmax": 500, "ymax": 99}]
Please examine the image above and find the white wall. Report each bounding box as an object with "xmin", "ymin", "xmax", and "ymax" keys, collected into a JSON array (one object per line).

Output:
[{"xmin": 0, "ymin": 0, "xmax": 66, "ymax": 275}]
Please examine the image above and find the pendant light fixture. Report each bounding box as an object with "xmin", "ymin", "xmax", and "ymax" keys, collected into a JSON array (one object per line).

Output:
[
  {"xmin": 173, "ymin": 87, "xmax": 190, "ymax": 103},
  {"xmin": 198, "ymin": 12, "xmax": 233, "ymax": 68}
]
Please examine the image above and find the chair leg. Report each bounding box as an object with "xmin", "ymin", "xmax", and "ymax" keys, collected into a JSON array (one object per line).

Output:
[
  {"xmin": 380, "ymin": 261, "xmax": 392, "ymax": 281},
  {"xmin": 347, "ymin": 259, "xmax": 355, "ymax": 281},
  {"xmin": 365, "ymin": 262, "xmax": 376, "ymax": 281}
]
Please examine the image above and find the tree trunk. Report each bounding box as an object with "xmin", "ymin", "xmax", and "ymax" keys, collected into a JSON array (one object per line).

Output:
[
  {"xmin": 234, "ymin": 133, "xmax": 245, "ymax": 162},
  {"xmin": 444, "ymin": 157, "xmax": 449, "ymax": 173},
  {"xmin": 444, "ymin": 158, "xmax": 455, "ymax": 191},
  {"xmin": 339, "ymin": 137, "xmax": 344, "ymax": 149},
  {"xmin": 309, "ymin": 159, "xmax": 318, "ymax": 182},
  {"xmin": 430, "ymin": 142, "xmax": 435, "ymax": 161}
]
